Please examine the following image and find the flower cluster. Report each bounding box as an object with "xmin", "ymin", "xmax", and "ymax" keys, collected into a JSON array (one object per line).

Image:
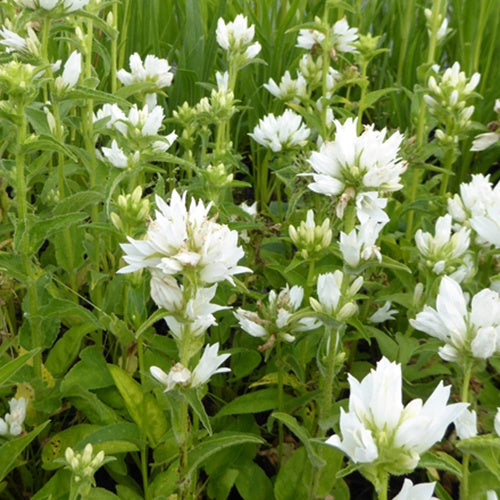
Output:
[
  {"xmin": 411, "ymin": 276, "xmax": 500, "ymax": 363},
  {"xmin": 63, "ymin": 444, "xmax": 106, "ymax": 483},
  {"xmin": 235, "ymin": 284, "xmax": 317, "ymax": 348},
  {"xmin": 216, "ymin": 14, "xmax": 261, "ymax": 61},
  {"xmin": 305, "ymin": 117, "xmax": 406, "ymax": 221},
  {"xmin": 289, "ymin": 210, "xmax": 332, "ymax": 260},
  {"xmin": 296, "ymin": 18, "xmax": 358, "ymax": 55},
  {"xmin": 326, "ymin": 357, "xmax": 468, "ymax": 478},
  {"xmin": 15, "ymin": 0, "xmax": 89, "ymax": 13},
  {"xmin": 150, "ymin": 343, "xmax": 230, "ymax": 392},
  {"xmin": 0, "ymin": 397, "xmax": 27, "ymax": 436},
  {"xmin": 249, "ymin": 110, "xmax": 310, "ymax": 152},
  {"xmin": 447, "ymin": 174, "xmax": 500, "ymax": 248}
]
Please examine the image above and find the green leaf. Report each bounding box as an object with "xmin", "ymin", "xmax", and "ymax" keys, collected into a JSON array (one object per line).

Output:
[
  {"xmin": 53, "ymin": 191, "xmax": 103, "ymax": 216},
  {"xmin": 0, "ymin": 252, "xmax": 27, "ymax": 282},
  {"xmin": 108, "ymin": 365, "xmax": 168, "ymax": 448},
  {"xmin": 270, "ymin": 412, "xmax": 325, "ymax": 468},
  {"xmin": 216, "ymin": 389, "xmax": 291, "ymax": 417},
  {"xmin": 360, "ymin": 87, "xmax": 398, "ymax": 110},
  {"xmin": 183, "ymin": 389, "xmax": 212, "ymax": 435},
  {"xmin": 150, "ymin": 461, "xmax": 179, "ymax": 498},
  {"xmin": 235, "ymin": 461, "xmax": 274, "ymax": 500},
  {"xmin": 67, "ymin": 86, "xmax": 130, "ymax": 106},
  {"xmin": 456, "ymin": 435, "xmax": 500, "ymax": 480},
  {"xmin": 0, "ymin": 421, "xmax": 50, "ymax": 482},
  {"xmin": 22, "ymin": 134, "xmax": 78, "ymax": 161},
  {"xmin": 31, "ymin": 468, "xmax": 71, "ymax": 500},
  {"xmin": 115, "ymin": 81, "xmax": 159, "ymax": 99},
  {"xmin": 39, "ymin": 298, "xmax": 100, "ymax": 328},
  {"xmin": 187, "ymin": 432, "xmax": 264, "ymax": 477},
  {"xmin": 0, "ymin": 349, "xmax": 40, "ymax": 387},
  {"xmin": 419, "ymin": 451, "xmax": 463, "ymax": 478}
]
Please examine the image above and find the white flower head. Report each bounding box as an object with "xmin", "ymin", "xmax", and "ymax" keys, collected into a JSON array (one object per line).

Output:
[
  {"xmin": 494, "ymin": 407, "xmax": 500, "ymax": 436},
  {"xmin": 216, "ymin": 14, "xmax": 261, "ymax": 59},
  {"xmin": 471, "ymin": 132, "xmax": 500, "ymax": 152},
  {"xmin": 415, "ymin": 214, "xmax": 470, "ymax": 275},
  {"xmin": 263, "ymin": 70, "xmax": 308, "ymax": 103},
  {"xmin": 119, "ymin": 190, "xmax": 250, "ymax": 285},
  {"xmin": 16, "ymin": 0, "xmax": 90, "ymax": 12},
  {"xmin": 339, "ymin": 218, "xmax": 385, "ymax": 268},
  {"xmin": 150, "ymin": 363, "xmax": 191, "ymax": 392},
  {"xmin": 54, "ymin": 51, "xmax": 81, "ymax": 93},
  {"xmin": 0, "ymin": 397, "xmax": 27, "ymax": 436},
  {"xmin": 411, "ymin": 276, "xmax": 500, "ymax": 362},
  {"xmin": 191, "ymin": 343, "xmax": 231, "ymax": 387},
  {"xmin": 393, "ymin": 479, "xmax": 438, "ymax": 500},
  {"xmin": 289, "ymin": 209, "xmax": 332, "ymax": 259},
  {"xmin": 326, "ymin": 357, "xmax": 468, "ymax": 475},
  {"xmin": 249, "ymin": 110, "xmax": 310, "ymax": 152},
  {"xmin": 454, "ymin": 408, "xmax": 477, "ymax": 440},
  {"xmin": 101, "ymin": 140, "xmax": 130, "ymax": 169},
  {"xmin": 332, "ymin": 18, "xmax": 359, "ymax": 54},
  {"xmin": 117, "ymin": 53, "xmax": 174, "ymax": 90},
  {"xmin": 296, "ymin": 28, "xmax": 325, "ymax": 50},
  {"xmin": 369, "ymin": 301, "xmax": 397, "ymax": 323},
  {"xmin": 305, "ymin": 118, "xmax": 406, "ymax": 209}
]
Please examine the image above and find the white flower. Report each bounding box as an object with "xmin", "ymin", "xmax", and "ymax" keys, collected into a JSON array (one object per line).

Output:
[
  {"xmin": 288, "ymin": 209, "xmax": 332, "ymax": 259},
  {"xmin": 471, "ymin": 132, "xmax": 500, "ymax": 151},
  {"xmin": 339, "ymin": 218, "xmax": 385, "ymax": 268},
  {"xmin": 101, "ymin": 140, "xmax": 129, "ymax": 169},
  {"xmin": 470, "ymin": 204, "xmax": 500, "ymax": 248},
  {"xmin": 127, "ymin": 104, "xmax": 164, "ymax": 136},
  {"xmin": 191, "ymin": 343, "xmax": 231, "ymax": 387},
  {"xmin": 369, "ymin": 301, "xmax": 397, "ymax": 323},
  {"xmin": 326, "ymin": 357, "xmax": 468, "ymax": 474},
  {"xmin": 150, "ymin": 363, "xmax": 191, "ymax": 392},
  {"xmin": 263, "ymin": 71, "xmax": 308, "ymax": 103},
  {"xmin": 415, "ymin": 214, "xmax": 470, "ymax": 274},
  {"xmin": 119, "ymin": 190, "xmax": 250, "ymax": 285},
  {"xmin": 310, "ymin": 271, "xmax": 363, "ymax": 322},
  {"xmin": 332, "ymin": 18, "xmax": 358, "ymax": 54},
  {"xmin": 249, "ymin": 110, "xmax": 310, "ymax": 152},
  {"xmin": 296, "ymin": 28, "xmax": 325, "ymax": 50},
  {"xmin": 0, "ymin": 27, "xmax": 27, "ymax": 53},
  {"xmin": 216, "ymin": 14, "xmax": 261, "ymax": 59},
  {"xmin": 410, "ymin": 276, "xmax": 500, "ymax": 362},
  {"xmin": 150, "ymin": 274, "xmax": 184, "ymax": 312},
  {"xmin": 0, "ymin": 397, "xmax": 27, "ymax": 436},
  {"xmin": 240, "ymin": 201, "xmax": 257, "ymax": 218},
  {"xmin": 215, "ymin": 70, "xmax": 229, "ymax": 90},
  {"xmin": 55, "ymin": 51, "xmax": 81, "ymax": 92},
  {"xmin": 355, "ymin": 191, "xmax": 389, "ymax": 224},
  {"xmin": 494, "ymin": 407, "xmax": 500, "ymax": 436},
  {"xmin": 454, "ymin": 409, "xmax": 477, "ymax": 439},
  {"xmin": 393, "ymin": 479, "xmax": 438, "ymax": 500},
  {"xmin": 305, "ymin": 117, "xmax": 406, "ymax": 200},
  {"xmin": 118, "ymin": 53, "xmax": 174, "ymax": 89},
  {"xmin": 17, "ymin": 0, "xmax": 89, "ymax": 12}
]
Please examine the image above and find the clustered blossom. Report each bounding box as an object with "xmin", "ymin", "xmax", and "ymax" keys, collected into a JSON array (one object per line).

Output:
[
  {"xmin": 54, "ymin": 51, "xmax": 81, "ymax": 93},
  {"xmin": 305, "ymin": 117, "xmax": 406, "ymax": 221},
  {"xmin": 216, "ymin": 14, "xmax": 261, "ymax": 60},
  {"xmin": 118, "ymin": 190, "xmax": 249, "ymax": 284},
  {"xmin": 339, "ymin": 218, "xmax": 386, "ymax": 268},
  {"xmin": 393, "ymin": 479, "xmax": 438, "ymax": 500},
  {"xmin": 448, "ymin": 174, "xmax": 500, "ymax": 248},
  {"xmin": 310, "ymin": 271, "xmax": 363, "ymax": 323},
  {"xmin": 0, "ymin": 25, "xmax": 40, "ymax": 55},
  {"xmin": 296, "ymin": 18, "xmax": 358, "ymax": 55},
  {"xmin": 64, "ymin": 444, "xmax": 106, "ymax": 483},
  {"xmin": 150, "ymin": 343, "xmax": 230, "ymax": 392},
  {"xmin": 249, "ymin": 110, "xmax": 310, "ymax": 152},
  {"xmin": 16, "ymin": 0, "xmax": 89, "ymax": 12},
  {"xmin": 0, "ymin": 397, "xmax": 27, "ymax": 436},
  {"xmin": 411, "ymin": 276, "xmax": 500, "ymax": 363},
  {"xmin": 118, "ymin": 53, "xmax": 174, "ymax": 89},
  {"xmin": 326, "ymin": 357, "xmax": 468, "ymax": 476},
  {"xmin": 415, "ymin": 214, "xmax": 470, "ymax": 276},
  {"xmin": 454, "ymin": 408, "xmax": 477, "ymax": 440},
  {"xmin": 263, "ymin": 70, "xmax": 307, "ymax": 103},
  {"xmin": 235, "ymin": 284, "xmax": 317, "ymax": 346}
]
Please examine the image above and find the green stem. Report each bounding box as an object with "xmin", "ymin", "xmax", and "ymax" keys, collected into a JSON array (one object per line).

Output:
[
  {"xmin": 276, "ymin": 339, "xmax": 285, "ymax": 469},
  {"xmin": 16, "ymin": 107, "xmax": 27, "ymax": 222},
  {"xmin": 137, "ymin": 336, "xmax": 151, "ymax": 500},
  {"xmin": 459, "ymin": 359, "xmax": 472, "ymax": 500},
  {"xmin": 318, "ymin": 325, "xmax": 339, "ymax": 434},
  {"xmin": 343, "ymin": 202, "xmax": 356, "ymax": 234},
  {"xmin": 110, "ymin": 2, "xmax": 118, "ymax": 94},
  {"xmin": 357, "ymin": 60, "xmax": 368, "ymax": 134},
  {"xmin": 439, "ymin": 146, "xmax": 456, "ymax": 197},
  {"xmin": 376, "ymin": 472, "xmax": 389, "ymax": 500},
  {"xmin": 396, "ymin": 0, "xmax": 415, "ymax": 85}
]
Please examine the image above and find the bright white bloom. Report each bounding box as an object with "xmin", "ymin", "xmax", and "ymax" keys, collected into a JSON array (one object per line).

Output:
[
  {"xmin": 263, "ymin": 70, "xmax": 307, "ymax": 103},
  {"xmin": 215, "ymin": 70, "xmax": 229, "ymax": 90},
  {"xmin": 93, "ymin": 103, "xmax": 126, "ymax": 129},
  {"xmin": 117, "ymin": 53, "xmax": 174, "ymax": 89},
  {"xmin": 119, "ymin": 190, "xmax": 249, "ymax": 284},
  {"xmin": 0, "ymin": 397, "xmax": 27, "ymax": 436},
  {"xmin": 235, "ymin": 284, "xmax": 315, "ymax": 344},
  {"xmin": 306, "ymin": 118, "xmax": 406, "ymax": 209},
  {"xmin": 216, "ymin": 14, "xmax": 261, "ymax": 59},
  {"xmin": 240, "ymin": 201, "xmax": 257, "ymax": 218},
  {"xmin": 310, "ymin": 271, "xmax": 363, "ymax": 322},
  {"xmin": 326, "ymin": 357, "xmax": 468, "ymax": 474},
  {"xmin": 494, "ymin": 408, "xmax": 500, "ymax": 436},
  {"xmin": 164, "ymin": 285, "xmax": 229, "ymax": 339},
  {"xmin": 369, "ymin": 301, "xmax": 398, "ymax": 323},
  {"xmin": 54, "ymin": 51, "xmax": 81, "ymax": 92},
  {"xmin": 296, "ymin": 28, "xmax": 325, "ymax": 50},
  {"xmin": 0, "ymin": 27, "xmax": 27, "ymax": 53},
  {"xmin": 101, "ymin": 140, "xmax": 130, "ymax": 169},
  {"xmin": 339, "ymin": 218, "xmax": 385, "ymax": 268},
  {"xmin": 454, "ymin": 408, "xmax": 477, "ymax": 439},
  {"xmin": 191, "ymin": 343, "xmax": 231, "ymax": 386},
  {"xmin": 289, "ymin": 209, "xmax": 332, "ymax": 259},
  {"xmin": 249, "ymin": 110, "xmax": 310, "ymax": 152},
  {"xmin": 411, "ymin": 276, "xmax": 500, "ymax": 362},
  {"xmin": 125, "ymin": 104, "xmax": 164, "ymax": 136},
  {"xmin": 393, "ymin": 479, "xmax": 438, "ymax": 500},
  {"xmin": 150, "ymin": 274, "xmax": 184, "ymax": 312},
  {"xmin": 415, "ymin": 215, "xmax": 470, "ymax": 275},
  {"xmin": 471, "ymin": 132, "xmax": 500, "ymax": 151},
  {"xmin": 150, "ymin": 343, "xmax": 230, "ymax": 391},
  {"xmin": 16, "ymin": 0, "xmax": 89, "ymax": 12},
  {"xmin": 487, "ymin": 491, "xmax": 498, "ymax": 500},
  {"xmin": 355, "ymin": 191, "xmax": 389, "ymax": 224},
  {"xmin": 332, "ymin": 18, "xmax": 359, "ymax": 54}
]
